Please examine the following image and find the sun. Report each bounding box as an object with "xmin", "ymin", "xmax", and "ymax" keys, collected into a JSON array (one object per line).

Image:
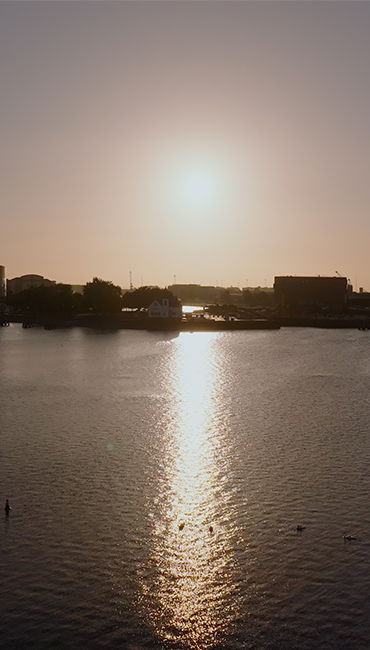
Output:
[
  {"xmin": 177, "ymin": 168, "xmax": 218, "ymax": 209},
  {"xmin": 166, "ymin": 158, "xmax": 229, "ymax": 219},
  {"xmin": 150, "ymin": 146, "xmax": 245, "ymax": 227}
]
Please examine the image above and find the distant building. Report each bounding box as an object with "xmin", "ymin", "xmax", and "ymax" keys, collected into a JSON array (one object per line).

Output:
[
  {"xmin": 348, "ymin": 289, "xmax": 370, "ymax": 309},
  {"xmin": 168, "ymin": 284, "xmax": 224, "ymax": 305},
  {"xmin": 71, "ymin": 284, "xmax": 84, "ymax": 295},
  {"xmin": 274, "ymin": 276, "xmax": 348, "ymax": 313},
  {"xmin": 148, "ymin": 297, "xmax": 182, "ymax": 319},
  {"xmin": 0, "ymin": 266, "xmax": 5, "ymax": 297},
  {"xmin": 225, "ymin": 287, "xmax": 244, "ymax": 305},
  {"xmin": 7, "ymin": 274, "xmax": 56, "ymax": 295}
]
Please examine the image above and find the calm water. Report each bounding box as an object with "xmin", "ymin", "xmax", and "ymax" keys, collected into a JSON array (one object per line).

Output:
[{"xmin": 1, "ymin": 325, "xmax": 370, "ymax": 649}]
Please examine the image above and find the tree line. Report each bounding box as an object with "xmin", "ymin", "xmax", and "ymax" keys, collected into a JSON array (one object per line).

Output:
[
  {"xmin": 4, "ymin": 278, "xmax": 179, "ymax": 317},
  {"xmin": 2, "ymin": 278, "xmax": 274, "ymax": 317}
]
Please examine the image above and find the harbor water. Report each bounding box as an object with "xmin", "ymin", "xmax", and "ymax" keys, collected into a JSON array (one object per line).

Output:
[{"xmin": 1, "ymin": 325, "xmax": 370, "ymax": 649}]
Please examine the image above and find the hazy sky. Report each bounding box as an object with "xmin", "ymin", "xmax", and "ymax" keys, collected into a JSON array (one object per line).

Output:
[{"xmin": 2, "ymin": 1, "xmax": 370, "ymax": 289}]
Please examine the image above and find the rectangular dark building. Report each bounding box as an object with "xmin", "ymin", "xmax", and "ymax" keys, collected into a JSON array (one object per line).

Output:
[{"xmin": 274, "ymin": 276, "xmax": 348, "ymax": 313}]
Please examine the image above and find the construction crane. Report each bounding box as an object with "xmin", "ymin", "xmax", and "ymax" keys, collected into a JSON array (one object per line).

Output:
[{"xmin": 335, "ymin": 270, "xmax": 352, "ymax": 287}]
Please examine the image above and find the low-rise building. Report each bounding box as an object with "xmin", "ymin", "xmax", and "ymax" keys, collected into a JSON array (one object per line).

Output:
[
  {"xmin": 168, "ymin": 284, "xmax": 224, "ymax": 305},
  {"xmin": 148, "ymin": 297, "xmax": 182, "ymax": 319},
  {"xmin": 71, "ymin": 284, "xmax": 84, "ymax": 295},
  {"xmin": 7, "ymin": 274, "xmax": 56, "ymax": 294}
]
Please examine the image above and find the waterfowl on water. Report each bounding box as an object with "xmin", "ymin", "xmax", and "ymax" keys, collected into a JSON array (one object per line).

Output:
[
  {"xmin": 343, "ymin": 533, "xmax": 357, "ymax": 541},
  {"xmin": 296, "ymin": 525, "xmax": 306, "ymax": 532}
]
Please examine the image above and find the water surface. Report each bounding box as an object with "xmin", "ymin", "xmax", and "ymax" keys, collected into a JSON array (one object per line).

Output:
[{"xmin": 1, "ymin": 325, "xmax": 370, "ymax": 649}]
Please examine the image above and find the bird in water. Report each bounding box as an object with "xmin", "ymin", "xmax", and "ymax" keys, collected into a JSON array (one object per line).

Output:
[
  {"xmin": 343, "ymin": 533, "xmax": 357, "ymax": 542},
  {"xmin": 296, "ymin": 525, "xmax": 306, "ymax": 532},
  {"xmin": 4, "ymin": 499, "xmax": 11, "ymax": 516},
  {"xmin": 178, "ymin": 522, "xmax": 185, "ymax": 531}
]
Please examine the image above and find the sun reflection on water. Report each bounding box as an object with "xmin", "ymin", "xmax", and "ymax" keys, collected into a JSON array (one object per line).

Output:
[{"xmin": 143, "ymin": 333, "xmax": 242, "ymax": 649}]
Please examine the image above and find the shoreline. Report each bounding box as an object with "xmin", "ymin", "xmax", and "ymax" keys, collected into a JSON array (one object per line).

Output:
[{"xmin": 3, "ymin": 315, "xmax": 370, "ymax": 331}]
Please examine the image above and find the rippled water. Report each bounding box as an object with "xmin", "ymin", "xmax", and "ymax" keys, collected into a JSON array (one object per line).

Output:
[{"xmin": 1, "ymin": 325, "xmax": 370, "ymax": 649}]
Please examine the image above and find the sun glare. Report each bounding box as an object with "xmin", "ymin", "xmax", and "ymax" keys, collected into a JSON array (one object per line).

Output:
[
  {"xmin": 147, "ymin": 145, "xmax": 248, "ymax": 230},
  {"xmin": 177, "ymin": 168, "xmax": 218, "ymax": 209},
  {"xmin": 162, "ymin": 153, "xmax": 235, "ymax": 221}
]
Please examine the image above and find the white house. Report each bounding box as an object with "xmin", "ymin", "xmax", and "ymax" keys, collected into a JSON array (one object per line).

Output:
[{"xmin": 148, "ymin": 297, "xmax": 182, "ymax": 319}]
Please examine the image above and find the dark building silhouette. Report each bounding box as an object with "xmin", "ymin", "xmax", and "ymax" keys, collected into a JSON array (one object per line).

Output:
[
  {"xmin": 7, "ymin": 274, "xmax": 56, "ymax": 295},
  {"xmin": 274, "ymin": 276, "xmax": 348, "ymax": 313},
  {"xmin": 0, "ymin": 265, "xmax": 5, "ymax": 297},
  {"xmin": 168, "ymin": 284, "xmax": 224, "ymax": 305},
  {"xmin": 348, "ymin": 288, "xmax": 370, "ymax": 309}
]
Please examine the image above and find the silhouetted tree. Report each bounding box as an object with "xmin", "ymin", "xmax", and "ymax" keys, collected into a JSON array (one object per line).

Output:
[
  {"xmin": 122, "ymin": 286, "xmax": 177, "ymax": 309},
  {"xmin": 83, "ymin": 278, "xmax": 122, "ymax": 313},
  {"xmin": 6, "ymin": 284, "xmax": 84, "ymax": 316}
]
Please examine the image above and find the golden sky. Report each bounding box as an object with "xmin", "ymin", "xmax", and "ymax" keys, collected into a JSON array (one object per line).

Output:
[{"xmin": 2, "ymin": 1, "xmax": 370, "ymax": 289}]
